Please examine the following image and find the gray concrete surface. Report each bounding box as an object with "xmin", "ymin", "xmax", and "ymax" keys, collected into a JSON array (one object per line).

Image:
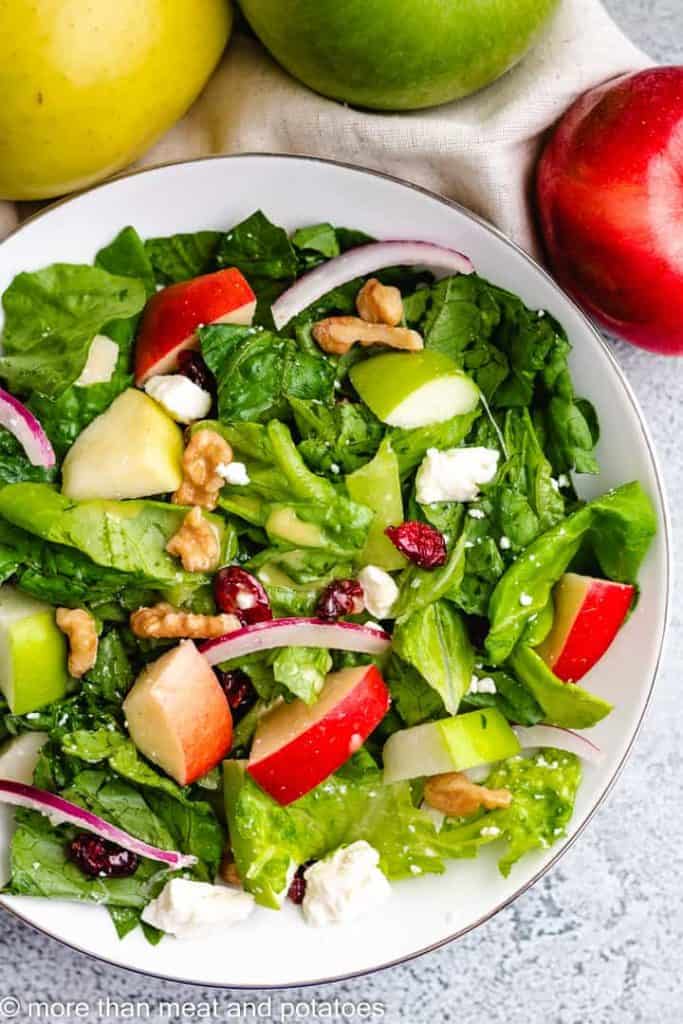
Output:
[{"xmin": 0, "ymin": 2, "xmax": 681, "ymax": 1021}]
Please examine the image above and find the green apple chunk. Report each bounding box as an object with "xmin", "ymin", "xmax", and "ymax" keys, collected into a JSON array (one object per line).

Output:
[
  {"xmin": 61, "ymin": 388, "xmax": 184, "ymax": 500},
  {"xmin": 0, "ymin": 586, "xmax": 69, "ymax": 715},
  {"xmin": 349, "ymin": 352, "xmax": 479, "ymax": 428},
  {"xmin": 346, "ymin": 437, "xmax": 406, "ymax": 570},
  {"xmin": 383, "ymin": 708, "xmax": 520, "ymax": 784}
]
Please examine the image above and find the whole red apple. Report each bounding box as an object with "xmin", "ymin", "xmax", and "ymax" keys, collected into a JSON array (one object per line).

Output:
[{"xmin": 537, "ymin": 67, "xmax": 683, "ymax": 355}]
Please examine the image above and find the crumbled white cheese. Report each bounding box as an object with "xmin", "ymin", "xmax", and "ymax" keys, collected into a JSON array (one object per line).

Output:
[
  {"xmin": 144, "ymin": 374, "xmax": 212, "ymax": 424},
  {"xmin": 74, "ymin": 335, "xmax": 119, "ymax": 387},
  {"xmin": 499, "ymin": 535, "xmax": 511, "ymax": 550},
  {"xmin": 302, "ymin": 841, "xmax": 391, "ymax": 927},
  {"xmin": 329, "ymin": 463, "xmax": 341, "ymax": 475},
  {"xmin": 415, "ymin": 446, "xmax": 499, "ymax": 505},
  {"xmin": 468, "ymin": 508, "xmax": 486, "ymax": 519},
  {"xmin": 557, "ymin": 474, "xmax": 570, "ymax": 488},
  {"xmin": 468, "ymin": 675, "xmax": 497, "ymax": 695},
  {"xmin": 519, "ymin": 593, "xmax": 533, "ymax": 607},
  {"xmin": 480, "ymin": 826, "xmax": 502, "ymax": 838},
  {"xmin": 357, "ymin": 565, "xmax": 398, "ymax": 620},
  {"xmin": 550, "ymin": 477, "xmax": 560, "ymax": 493},
  {"xmin": 141, "ymin": 878, "xmax": 254, "ymax": 939},
  {"xmin": 217, "ymin": 461, "xmax": 250, "ymax": 486}
]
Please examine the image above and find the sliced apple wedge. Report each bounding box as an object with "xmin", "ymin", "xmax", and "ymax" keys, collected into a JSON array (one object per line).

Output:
[
  {"xmin": 349, "ymin": 351, "xmax": 479, "ymax": 428},
  {"xmin": 248, "ymin": 664, "xmax": 390, "ymax": 805},
  {"xmin": 61, "ymin": 388, "xmax": 184, "ymax": 500},
  {"xmin": 382, "ymin": 709, "xmax": 520, "ymax": 784},
  {"xmin": 536, "ymin": 572, "xmax": 635, "ymax": 682},
  {"xmin": 123, "ymin": 640, "xmax": 233, "ymax": 786},
  {"xmin": 135, "ymin": 268, "xmax": 256, "ymax": 384}
]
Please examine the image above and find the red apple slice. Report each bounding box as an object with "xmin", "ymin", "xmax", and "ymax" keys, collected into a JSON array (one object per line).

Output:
[
  {"xmin": 536, "ymin": 573, "xmax": 635, "ymax": 682},
  {"xmin": 123, "ymin": 640, "xmax": 233, "ymax": 786},
  {"xmin": 134, "ymin": 268, "xmax": 256, "ymax": 384},
  {"xmin": 248, "ymin": 665, "xmax": 391, "ymax": 805}
]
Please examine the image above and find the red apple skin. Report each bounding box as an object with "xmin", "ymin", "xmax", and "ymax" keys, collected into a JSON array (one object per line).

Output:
[
  {"xmin": 135, "ymin": 268, "xmax": 256, "ymax": 384},
  {"xmin": 248, "ymin": 665, "xmax": 391, "ymax": 805},
  {"xmin": 537, "ymin": 68, "xmax": 683, "ymax": 355},
  {"xmin": 536, "ymin": 573, "xmax": 635, "ymax": 683}
]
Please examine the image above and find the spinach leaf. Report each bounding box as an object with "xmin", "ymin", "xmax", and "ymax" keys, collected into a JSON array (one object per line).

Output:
[
  {"xmin": 216, "ymin": 210, "xmax": 297, "ymax": 281},
  {"xmin": 291, "ymin": 223, "xmax": 340, "ymax": 271},
  {"xmin": 200, "ymin": 324, "xmax": 334, "ymax": 423},
  {"xmin": 389, "ymin": 409, "xmax": 480, "ymax": 478},
  {"xmin": 485, "ymin": 481, "xmax": 656, "ymax": 664},
  {"xmin": 385, "ymin": 654, "xmax": 445, "ymax": 726},
  {"xmin": 508, "ymin": 646, "xmax": 612, "ymax": 729},
  {"xmin": 144, "ymin": 231, "xmax": 222, "ymax": 285},
  {"xmin": 0, "ymin": 264, "xmax": 146, "ymax": 397},
  {"xmin": 0, "ymin": 429, "xmax": 56, "ymax": 485},
  {"xmin": 96, "ymin": 225, "xmax": 156, "ymax": 295},
  {"xmin": 460, "ymin": 669, "xmax": 544, "ymax": 726},
  {"xmin": 392, "ymin": 601, "xmax": 474, "ymax": 714},
  {"xmin": 291, "ymin": 398, "xmax": 384, "ymax": 478},
  {"xmin": 7, "ymin": 809, "xmax": 170, "ymax": 909}
]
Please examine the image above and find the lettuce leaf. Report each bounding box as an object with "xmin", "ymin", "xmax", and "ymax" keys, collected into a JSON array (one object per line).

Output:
[
  {"xmin": 438, "ymin": 748, "xmax": 581, "ymax": 876},
  {"xmin": 272, "ymin": 646, "xmax": 332, "ymax": 704},
  {"xmin": 0, "ymin": 484, "xmax": 234, "ymax": 590},
  {"xmin": 392, "ymin": 601, "xmax": 474, "ymax": 715},
  {"xmin": 224, "ymin": 754, "xmax": 444, "ymax": 908}
]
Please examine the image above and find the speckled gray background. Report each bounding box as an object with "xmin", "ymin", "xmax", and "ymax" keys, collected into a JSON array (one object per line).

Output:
[{"xmin": 1, "ymin": 2, "xmax": 681, "ymax": 1021}]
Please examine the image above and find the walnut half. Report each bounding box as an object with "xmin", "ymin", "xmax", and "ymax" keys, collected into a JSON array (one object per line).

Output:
[
  {"xmin": 130, "ymin": 602, "xmax": 240, "ymax": 640},
  {"xmin": 172, "ymin": 429, "xmax": 233, "ymax": 511},
  {"xmin": 56, "ymin": 608, "xmax": 98, "ymax": 678},
  {"xmin": 356, "ymin": 278, "xmax": 404, "ymax": 327},
  {"xmin": 312, "ymin": 317, "xmax": 423, "ymax": 356},
  {"xmin": 166, "ymin": 506, "xmax": 221, "ymax": 573},
  {"xmin": 423, "ymin": 772, "xmax": 512, "ymax": 817}
]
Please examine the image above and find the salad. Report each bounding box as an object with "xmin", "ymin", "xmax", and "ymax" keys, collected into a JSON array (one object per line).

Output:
[{"xmin": 0, "ymin": 210, "xmax": 656, "ymax": 941}]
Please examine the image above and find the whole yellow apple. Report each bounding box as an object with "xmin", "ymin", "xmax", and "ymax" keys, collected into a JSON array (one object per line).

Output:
[{"xmin": 0, "ymin": 0, "xmax": 232, "ymax": 200}]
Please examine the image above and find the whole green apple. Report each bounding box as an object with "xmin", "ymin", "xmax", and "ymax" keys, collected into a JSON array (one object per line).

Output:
[{"xmin": 239, "ymin": 0, "xmax": 559, "ymax": 110}]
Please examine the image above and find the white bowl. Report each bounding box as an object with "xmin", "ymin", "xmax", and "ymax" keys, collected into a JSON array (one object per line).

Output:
[{"xmin": 0, "ymin": 155, "xmax": 670, "ymax": 987}]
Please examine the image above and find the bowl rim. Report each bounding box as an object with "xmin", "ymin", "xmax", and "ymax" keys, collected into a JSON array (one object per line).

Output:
[{"xmin": 0, "ymin": 151, "xmax": 672, "ymax": 990}]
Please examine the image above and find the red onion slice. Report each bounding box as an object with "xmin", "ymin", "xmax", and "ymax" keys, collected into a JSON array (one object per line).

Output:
[
  {"xmin": 199, "ymin": 617, "xmax": 391, "ymax": 665},
  {"xmin": 271, "ymin": 240, "xmax": 474, "ymax": 330},
  {"xmin": 513, "ymin": 725, "xmax": 604, "ymax": 764},
  {"xmin": 0, "ymin": 388, "xmax": 55, "ymax": 468},
  {"xmin": 0, "ymin": 780, "xmax": 197, "ymax": 869}
]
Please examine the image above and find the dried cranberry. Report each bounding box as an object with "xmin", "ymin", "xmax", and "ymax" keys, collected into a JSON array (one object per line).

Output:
[
  {"xmin": 385, "ymin": 521, "xmax": 447, "ymax": 569},
  {"xmin": 316, "ymin": 578, "xmax": 365, "ymax": 620},
  {"xmin": 177, "ymin": 349, "xmax": 216, "ymax": 395},
  {"xmin": 215, "ymin": 667, "xmax": 257, "ymax": 722},
  {"xmin": 214, "ymin": 567, "xmax": 272, "ymax": 625},
  {"xmin": 68, "ymin": 835, "xmax": 139, "ymax": 879},
  {"xmin": 287, "ymin": 861, "xmax": 314, "ymax": 905}
]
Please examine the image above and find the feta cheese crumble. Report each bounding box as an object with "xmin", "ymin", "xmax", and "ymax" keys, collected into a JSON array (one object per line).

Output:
[
  {"xmin": 480, "ymin": 826, "xmax": 502, "ymax": 838},
  {"xmin": 357, "ymin": 565, "xmax": 398, "ymax": 619},
  {"xmin": 302, "ymin": 841, "xmax": 391, "ymax": 927},
  {"xmin": 519, "ymin": 592, "xmax": 533, "ymax": 607},
  {"xmin": 415, "ymin": 446, "xmax": 499, "ymax": 505},
  {"xmin": 74, "ymin": 335, "xmax": 119, "ymax": 387},
  {"xmin": 468, "ymin": 508, "xmax": 486, "ymax": 519},
  {"xmin": 468, "ymin": 675, "xmax": 497, "ymax": 695},
  {"xmin": 217, "ymin": 461, "xmax": 250, "ymax": 486},
  {"xmin": 141, "ymin": 879, "xmax": 255, "ymax": 939},
  {"xmin": 144, "ymin": 374, "xmax": 212, "ymax": 424},
  {"xmin": 499, "ymin": 535, "xmax": 511, "ymax": 550}
]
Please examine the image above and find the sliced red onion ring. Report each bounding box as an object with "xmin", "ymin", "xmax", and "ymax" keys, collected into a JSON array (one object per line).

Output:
[
  {"xmin": 513, "ymin": 725, "xmax": 604, "ymax": 764},
  {"xmin": 0, "ymin": 388, "xmax": 55, "ymax": 468},
  {"xmin": 0, "ymin": 780, "xmax": 197, "ymax": 869},
  {"xmin": 271, "ymin": 240, "xmax": 474, "ymax": 330},
  {"xmin": 199, "ymin": 617, "xmax": 391, "ymax": 665}
]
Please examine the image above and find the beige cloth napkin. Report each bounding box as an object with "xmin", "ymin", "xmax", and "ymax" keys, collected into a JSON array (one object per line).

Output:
[{"xmin": 0, "ymin": 0, "xmax": 650, "ymax": 253}]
